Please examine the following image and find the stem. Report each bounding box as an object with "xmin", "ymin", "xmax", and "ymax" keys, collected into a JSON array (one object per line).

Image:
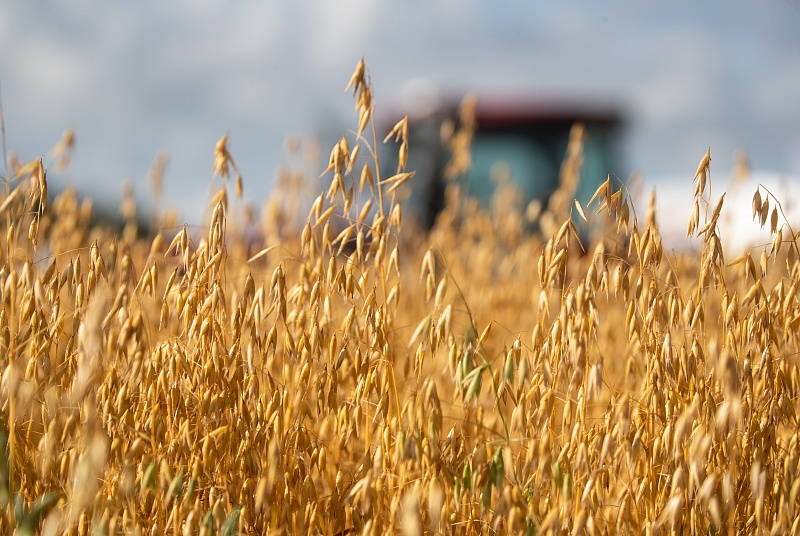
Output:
[{"xmin": 7, "ymin": 382, "xmax": 14, "ymax": 526}]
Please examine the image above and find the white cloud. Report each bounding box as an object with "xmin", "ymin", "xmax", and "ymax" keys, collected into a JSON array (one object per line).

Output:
[{"xmin": 8, "ymin": 40, "xmax": 95, "ymax": 119}]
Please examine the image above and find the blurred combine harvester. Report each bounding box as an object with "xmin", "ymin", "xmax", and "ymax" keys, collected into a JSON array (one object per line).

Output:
[{"xmin": 382, "ymin": 86, "xmax": 624, "ymax": 233}]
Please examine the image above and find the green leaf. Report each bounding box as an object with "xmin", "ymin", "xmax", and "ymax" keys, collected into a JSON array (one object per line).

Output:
[
  {"xmin": 563, "ymin": 471, "xmax": 572, "ymax": 501},
  {"xmin": 14, "ymin": 493, "xmax": 24, "ymax": 526},
  {"xmin": 482, "ymin": 480, "xmax": 492, "ymax": 509},
  {"xmin": 17, "ymin": 492, "xmax": 60, "ymax": 533},
  {"xmin": 503, "ymin": 352, "xmax": 514, "ymax": 383},
  {"xmin": 0, "ymin": 425, "xmax": 8, "ymax": 505},
  {"xmin": 204, "ymin": 510, "xmax": 216, "ymax": 536},
  {"xmin": 465, "ymin": 321, "xmax": 477, "ymax": 347},
  {"xmin": 552, "ymin": 462, "xmax": 563, "ymax": 489},
  {"xmin": 465, "ymin": 368, "xmax": 483, "ymax": 401},
  {"xmin": 458, "ymin": 348, "xmax": 472, "ymax": 383},
  {"xmin": 221, "ymin": 505, "xmax": 242, "ymax": 536},
  {"xmin": 490, "ymin": 448, "xmax": 505, "ymax": 487},
  {"xmin": 141, "ymin": 461, "xmax": 158, "ymax": 493},
  {"xmin": 185, "ymin": 477, "xmax": 197, "ymax": 506},
  {"xmin": 165, "ymin": 468, "xmax": 184, "ymax": 507}
]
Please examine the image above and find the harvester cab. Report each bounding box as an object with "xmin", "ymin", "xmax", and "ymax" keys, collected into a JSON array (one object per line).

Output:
[{"xmin": 382, "ymin": 94, "xmax": 624, "ymax": 234}]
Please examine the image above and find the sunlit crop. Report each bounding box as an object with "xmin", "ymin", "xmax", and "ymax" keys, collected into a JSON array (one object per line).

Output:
[{"xmin": 0, "ymin": 59, "xmax": 798, "ymax": 535}]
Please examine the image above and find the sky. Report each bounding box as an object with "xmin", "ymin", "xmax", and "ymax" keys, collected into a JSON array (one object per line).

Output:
[{"xmin": 1, "ymin": 1, "xmax": 799, "ymax": 226}]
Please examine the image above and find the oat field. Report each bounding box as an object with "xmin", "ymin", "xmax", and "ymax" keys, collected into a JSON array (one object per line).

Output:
[{"xmin": 1, "ymin": 60, "xmax": 799, "ymax": 535}]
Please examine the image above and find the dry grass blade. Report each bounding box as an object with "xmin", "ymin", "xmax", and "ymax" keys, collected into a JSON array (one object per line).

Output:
[
  {"xmin": 383, "ymin": 171, "xmax": 415, "ymax": 194},
  {"xmin": 574, "ymin": 199, "xmax": 587, "ymax": 222},
  {"xmin": 693, "ymin": 147, "xmax": 711, "ymax": 182}
]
